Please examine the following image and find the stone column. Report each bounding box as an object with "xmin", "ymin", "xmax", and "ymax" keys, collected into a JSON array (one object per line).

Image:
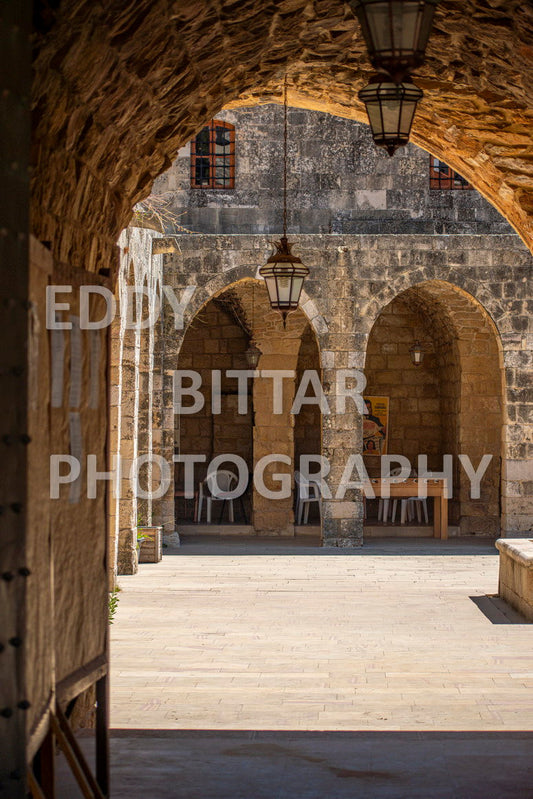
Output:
[
  {"xmin": 252, "ymin": 347, "xmax": 299, "ymax": 535},
  {"xmin": 320, "ymin": 346, "xmax": 365, "ymax": 546},
  {"xmin": 112, "ymin": 227, "xmax": 165, "ymax": 574},
  {"xmin": 501, "ymin": 341, "xmax": 533, "ymax": 535},
  {"xmin": 313, "ymin": 246, "xmax": 365, "ymax": 547}
]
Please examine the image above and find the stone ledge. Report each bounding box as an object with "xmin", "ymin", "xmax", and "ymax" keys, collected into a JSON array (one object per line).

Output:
[
  {"xmin": 496, "ymin": 538, "xmax": 533, "ymax": 567},
  {"xmin": 495, "ymin": 538, "xmax": 533, "ymax": 621}
]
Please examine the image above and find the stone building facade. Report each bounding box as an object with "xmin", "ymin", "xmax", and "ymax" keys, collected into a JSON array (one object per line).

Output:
[
  {"xmin": 152, "ymin": 105, "xmax": 511, "ymax": 236},
  {"xmin": 111, "ymin": 107, "xmax": 532, "ymax": 574}
]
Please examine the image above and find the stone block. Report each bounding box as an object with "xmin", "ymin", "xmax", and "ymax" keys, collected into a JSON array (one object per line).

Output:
[
  {"xmin": 505, "ymin": 460, "xmax": 533, "ymax": 482},
  {"xmin": 496, "ymin": 539, "xmax": 533, "ymax": 621}
]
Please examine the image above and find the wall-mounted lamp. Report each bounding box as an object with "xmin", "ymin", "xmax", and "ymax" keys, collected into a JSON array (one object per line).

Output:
[{"xmin": 409, "ymin": 339, "xmax": 425, "ymax": 365}]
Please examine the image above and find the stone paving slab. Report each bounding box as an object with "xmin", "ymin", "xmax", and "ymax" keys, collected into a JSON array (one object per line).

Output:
[
  {"xmin": 56, "ymin": 538, "xmax": 533, "ymax": 797},
  {"xmin": 57, "ymin": 729, "xmax": 533, "ymax": 799},
  {"xmin": 110, "ymin": 537, "xmax": 532, "ymax": 733}
]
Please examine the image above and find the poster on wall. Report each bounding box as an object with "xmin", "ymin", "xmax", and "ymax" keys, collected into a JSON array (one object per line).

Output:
[{"xmin": 363, "ymin": 396, "xmax": 389, "ymax": 455}]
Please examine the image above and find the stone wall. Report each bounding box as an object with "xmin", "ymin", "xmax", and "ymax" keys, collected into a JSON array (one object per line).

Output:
[
  {"xmin": 364, "ymin": 296, "xmax": 443, "ymax": 474},
  {"xmin": 152, "ymin": 106, "xmax": 511, "ymax": 237},
  {"xmin": 157, "ymin": 232, "xmax": 532, "ymax": 544},
  {"xmin": 110, "ymin": 228, "xmax": 532, "ymax": 565},
  {"xmin": 110, "ymin": 227, "xmax": 164, "ymax": 575}
]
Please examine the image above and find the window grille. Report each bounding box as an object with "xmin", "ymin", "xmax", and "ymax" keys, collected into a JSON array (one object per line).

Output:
[
  {"xmin": 429, "ymin": 156, "xmax": 471, "ymax": 189},
  {"xmin": 191, "ymin": 120, "xmax": 235, "ymax": 189}
]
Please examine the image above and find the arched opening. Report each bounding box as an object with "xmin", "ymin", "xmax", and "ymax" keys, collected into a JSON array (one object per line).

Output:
[
  {"xmin": 7, "ymin": 2, "xmax": 533, "ymax": 788},
  {"xmin": 364, "ymin": 280, "xmax": 504, "ymax": 535},
  {"xmin": 294, "ymin": 322, "xmax": 322, "ymax": 528},
  {"xmin": 174, "ymin": 278, "xmax": 322, "ymax": 537},
  {"xmin": 175, "ymin": 285, "xmax": 253, "ymax": 526},
  {"xmin": 32, "ymin": 2, "xmax": 533, "ymax": 272}
]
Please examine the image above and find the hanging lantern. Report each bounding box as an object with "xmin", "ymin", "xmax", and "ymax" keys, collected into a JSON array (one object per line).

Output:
[
  {"xmin": 260, "ymin": 77, "xmax": 309, "ymax": 325},
  {"xmin": 409, "ymin": 340, "xmax": 424, "ymax": 365},
  {"xmin": 245, "ymin": 341, "xmax": 262, "ymax": 368},
  {"xmin": 350, "ymin": 0, "xmax": 439, "ymax": 82},
  {"xmin": 358, "ymin": 77, "xmax": 423, "ymax": 156},
  {"xmin": 260, "ymin": 236, "xmax": 309, "ymax": 327}
]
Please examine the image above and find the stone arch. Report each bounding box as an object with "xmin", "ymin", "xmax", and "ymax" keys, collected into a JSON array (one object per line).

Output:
[
  {"xmin": 364, "ymin": 279, "xmax": 505, "ymax": 536},
  {"xmin": 294, "ymin": 321, "xmax": 323, "ymax": 527},
  {"xmin": 33, "ymin": 1, "xmax": 533, "ymax": 282},
  {"xmin": 180, "ymin": 264, "xmax": 329, "ymax": 345},
  {"xmin": 171, "ymin": 275, "xmax": 324, "ymax": 536}
]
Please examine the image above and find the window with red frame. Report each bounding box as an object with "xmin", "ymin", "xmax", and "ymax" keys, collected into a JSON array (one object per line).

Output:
[
  {"xmin": 190, "ymin": 120, "xmax": 235, "ymax": 189},
  {"xmin": 429, "ymin": 156, "xmax": 471, "ymax": 189}
]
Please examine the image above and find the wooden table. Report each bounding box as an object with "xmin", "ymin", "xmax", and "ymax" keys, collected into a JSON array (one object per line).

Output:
[{"xmin": 364, "ymin": 478, "xmax": 449, "ymax": 539}]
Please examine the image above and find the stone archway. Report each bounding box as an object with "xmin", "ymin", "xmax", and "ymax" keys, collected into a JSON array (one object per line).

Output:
[
  {"xmin": 173, "ymin": 278, "xmax": 321, "ymax": 537},
  {"xmin": 32, "ymin": 0, "xmax": 533, "ymax": 280},
  {"xmin": 9, "ymin": 3, "xmax": 533, "ymax": 783},
  {"xmin": 364, "ymin": 280, "xmax": 505, "ymax": 536},
  {"xmin": 294, "ymin": 323, "xmax": 323, "ymax": 528}
]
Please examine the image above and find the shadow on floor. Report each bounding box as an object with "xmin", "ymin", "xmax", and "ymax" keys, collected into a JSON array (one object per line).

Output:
[
  {"xmin": 169, "ymin": 535, "xmax": 499, "ymax": 557},
  {"xmin": 56, "ymin": 729, "xmax": 533, "ymax": 799},
  {"xmin": 470, "ymin": 594, "xmax": 531, "ymax": 624}
]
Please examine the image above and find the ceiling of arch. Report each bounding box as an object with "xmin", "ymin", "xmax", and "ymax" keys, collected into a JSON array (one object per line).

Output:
[
  {"xmin": 32, "ymin": 0, "xmax": 533, "ymax": 270},
  {"xmin": 392, "ymin": 280, "xmax": 502, "ymax": 349}
]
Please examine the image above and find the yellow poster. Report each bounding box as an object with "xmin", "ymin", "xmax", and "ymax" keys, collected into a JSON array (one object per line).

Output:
[{"xmin": 363, "ymin": 396, "xmax": 389, "ymax": 455}]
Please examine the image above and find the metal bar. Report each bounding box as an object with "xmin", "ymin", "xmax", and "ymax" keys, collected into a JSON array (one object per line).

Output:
[{"xmin": 283, "ymin": 76, "xmax": 288, "ymax": 236}]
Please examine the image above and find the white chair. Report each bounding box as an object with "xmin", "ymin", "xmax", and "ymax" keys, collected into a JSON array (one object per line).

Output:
[
  {"xmin": 197, "ymin": 469, "xmax": 239, "ymax": 524},
  {"xmin": 391, "ymin": 469, "xmax": 429, "ymax": 524},
  {"xmin": 378, "ymin": 467, "xmax": 403, "ymax": 523},
  {"xmin": 295, "ymin": 471, "xmax": 321, "ymax": 525}
]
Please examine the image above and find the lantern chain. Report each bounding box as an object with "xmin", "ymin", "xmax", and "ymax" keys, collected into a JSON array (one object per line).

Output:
[{"xmin": 283, "ymin": 75, "xmax": 288, "ymax": 239}]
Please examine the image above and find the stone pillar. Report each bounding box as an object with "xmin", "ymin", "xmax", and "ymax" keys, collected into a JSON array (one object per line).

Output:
[
  {"xmin": 252, "ymin": 347, "xmax": 299, "ymax": 535},
  {"xmin": 501, "ymin": 341, "xmax": 533, "ymax": 535},
  {"xmin": 116, "ymin": 316, "xmax": 139, "ymax": 575},
  {"xmin": 112, "ymin": 227, "xmax": 165, "ymax": 575},
  {"xmin": 320, "ymin": 348, "xmax": 364, "ymax": 546},
  {"xmin": 312, "ymin": 246, "xmax": 365, "ymax": 547},
  {"xmin": 157, "ymin": 309, "xmax": 178, "ymax": 537}
]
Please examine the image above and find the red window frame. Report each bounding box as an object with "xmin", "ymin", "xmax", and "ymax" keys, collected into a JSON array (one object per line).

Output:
[
  {"xmin": 429, "ymin": 156, "xmax": 471, "ymax": 190},
  {"xmin": 190, "ymin": 120, "xmax": 235, "ymax": 190}
]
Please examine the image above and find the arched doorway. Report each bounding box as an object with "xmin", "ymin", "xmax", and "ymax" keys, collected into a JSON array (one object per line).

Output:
[
  {"xmin": 175, "ymin": 279, "xmax": 322, "ymax": 536},
  {"xmin": 294, "ymin": 323, "xmax": 322, "ymax": 526},
  {"xmin": 364, "ymin": 281, "xmax": 504, "ymax": 535}
]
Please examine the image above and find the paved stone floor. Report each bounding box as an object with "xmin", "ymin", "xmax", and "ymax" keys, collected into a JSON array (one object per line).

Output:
[{"xmin": 62, "ymin": 537, "xmax": 533, "ymax": 797}]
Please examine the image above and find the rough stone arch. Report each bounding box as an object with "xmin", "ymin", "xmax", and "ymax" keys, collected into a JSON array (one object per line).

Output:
[
  {"xmin": 171, "ymin": 274, "xmax": 325, "ymax": 536},
  {"xmin": 32, "ymin": 0, "xmax": 533, "ymax": 280},
  {"xmin": 179, "ymin": 265, "xmax": 329, "ymax": 346},
  {"xmin": 364, "ymin": 278, "xmax": 506, "ymax": 535}
]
